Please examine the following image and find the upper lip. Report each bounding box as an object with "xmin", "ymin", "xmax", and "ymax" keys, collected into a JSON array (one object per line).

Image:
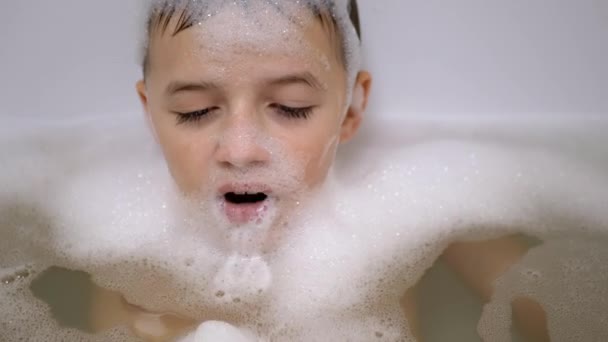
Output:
[{"xmin": 218, "ymin": 183, "xmax": 272, "ymax": 196}]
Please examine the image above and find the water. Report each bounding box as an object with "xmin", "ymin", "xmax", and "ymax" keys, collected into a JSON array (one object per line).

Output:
[
  {"xmin": 2, "ymin": 114, "xmax": 608, "ymax": 341},
  {"xmin": 27, "ymin": 235, "xmax": 539, "ymax": 341}
]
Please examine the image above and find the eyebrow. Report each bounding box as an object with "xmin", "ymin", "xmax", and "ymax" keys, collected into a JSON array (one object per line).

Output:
[
  {"xmin": 165, "ymin": 80, "xmax": 219, "ymax": 96},
  {"xmin": 164, "ymin": 72, "xmax": 326, "ymax": 97},
  {"xmin": 266, "ymin": 72, "xmax": 326, "ymax": 90}
]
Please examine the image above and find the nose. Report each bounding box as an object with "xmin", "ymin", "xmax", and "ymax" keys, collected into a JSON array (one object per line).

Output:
[{"xmin": 214, "ymin": 113, "xmax": 271, "ymax": 169}]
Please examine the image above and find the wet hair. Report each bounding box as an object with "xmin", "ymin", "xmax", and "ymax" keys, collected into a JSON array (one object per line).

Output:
[{"xmin": 142, "ymin": 0, "xmax": 361, "ymax": 77}]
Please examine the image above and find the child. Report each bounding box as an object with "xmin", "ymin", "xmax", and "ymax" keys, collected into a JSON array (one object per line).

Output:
[{"xmin": 91, "ymin": 0, "xmax": 549, "ymax": 340}]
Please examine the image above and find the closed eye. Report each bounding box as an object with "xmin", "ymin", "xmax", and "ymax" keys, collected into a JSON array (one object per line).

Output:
[
  {"xmin": 272, "ymin": 104, "xmax": 314, "ymax": 119},
  {"xmin": 174, "ymin": 107, "xmax": 217, "ymax": 125}
]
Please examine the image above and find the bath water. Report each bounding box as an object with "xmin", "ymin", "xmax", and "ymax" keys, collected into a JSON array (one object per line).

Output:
[{"xmin": 2, "ymin": 114, "xmax": 608, "ymax": 341}]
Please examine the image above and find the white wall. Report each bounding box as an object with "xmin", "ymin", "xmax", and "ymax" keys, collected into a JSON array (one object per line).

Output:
[
  {"xmin": 358, "ymin": 0, "xmax": 608, "ymax": 117},
  {"xmin": 0, "ymin": 1, "xmax": 142, "ymax": 120},
  {"xmin": 1, "ymin": 1, "xmax": 606, "ymax": 121}
]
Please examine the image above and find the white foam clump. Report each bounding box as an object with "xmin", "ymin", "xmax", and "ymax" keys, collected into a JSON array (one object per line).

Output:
[
  {"xmin": 178, "ymin": 321, "xmax": 256, "ymax": 342},
  {"xmin": 2, "ymin": 116, "xmax": 608, "ymax": 341}
]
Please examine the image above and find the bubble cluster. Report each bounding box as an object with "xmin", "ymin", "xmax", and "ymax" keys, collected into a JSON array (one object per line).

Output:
[{"xmin": 2, "ymin": 114, "xmax": 608, "ymax": 341}]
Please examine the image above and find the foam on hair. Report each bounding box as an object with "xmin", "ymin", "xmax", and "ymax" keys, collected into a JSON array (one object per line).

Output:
[{"xmin": 138, "ymin": 0, "xmax": 362, "ymax": 99}]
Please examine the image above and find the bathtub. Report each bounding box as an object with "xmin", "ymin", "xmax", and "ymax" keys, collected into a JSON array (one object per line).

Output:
[{"xmin": 1, "ymin": 1, "xmax": 607, "ymax": 341}]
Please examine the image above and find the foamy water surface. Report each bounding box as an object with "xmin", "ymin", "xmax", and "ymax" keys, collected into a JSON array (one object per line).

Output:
[{"xmin": 1, "ymin": 114, "xmax": 608, "ymax": 341}]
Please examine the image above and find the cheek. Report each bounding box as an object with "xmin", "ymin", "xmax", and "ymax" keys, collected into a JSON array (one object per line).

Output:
[
  {"xmin": 303, "ymin": 134, "xmax": 339, "ymax": 186},
  {"xmin": 280, "ymin": 119, "xmax": 341, "ymax": 188},
  {"xmin": 152, "ymin": 117, "xmax": 214, "ymax": 193}
]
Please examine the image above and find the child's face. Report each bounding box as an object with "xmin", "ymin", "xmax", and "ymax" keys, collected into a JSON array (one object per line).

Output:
[{"xmin": 137, "ymin": 5, "xmax": 370, "ymax": 227}]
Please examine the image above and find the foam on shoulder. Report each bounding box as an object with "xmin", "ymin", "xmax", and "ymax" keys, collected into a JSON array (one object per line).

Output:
[{"xmin": 3, "ymin": 115, "xmax": 608, "ymax": 341}]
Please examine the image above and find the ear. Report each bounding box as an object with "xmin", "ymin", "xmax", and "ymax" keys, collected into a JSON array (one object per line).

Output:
[
  {"xmin": 136, "ymin": 79, "xmax": 148, "ymax": 110},
  {"xmin": 339, "ymin": 71, "xmax": 372, "ymax": 143},
  {"xmin": 136, "ymin": 80, "xmax": 159, "ymax": 143}
]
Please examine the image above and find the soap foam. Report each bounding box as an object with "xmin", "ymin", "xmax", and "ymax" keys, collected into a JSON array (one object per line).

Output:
[{"xmin": 2, "ymin": 114, "xmax": 608, "ymax": 341}]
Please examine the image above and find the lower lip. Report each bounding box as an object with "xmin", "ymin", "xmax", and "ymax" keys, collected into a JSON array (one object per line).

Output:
[{"xmin": 222, "ymin": 199, "xmax": 269, "ymax": 224}]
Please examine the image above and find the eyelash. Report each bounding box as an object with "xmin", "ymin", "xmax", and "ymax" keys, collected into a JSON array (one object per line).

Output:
[
  {"xmin": 175, "ymin": 104, "xmax": 314, "ymax": 125},
  {"xmin": 175, "ymin": 108, "xmax": 213, "ymax": 125},
  {"xmin": 272, "ymin": 104, "xmax": 314, "ymax": 120}
]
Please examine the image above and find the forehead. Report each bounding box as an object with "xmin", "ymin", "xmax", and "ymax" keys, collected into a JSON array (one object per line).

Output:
[{"xmin": 146, "ymin": 2, "xmax": 341, "ymax": 80}]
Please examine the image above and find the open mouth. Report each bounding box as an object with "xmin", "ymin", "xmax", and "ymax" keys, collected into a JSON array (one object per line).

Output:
[
  {"xmin": 224, "ymin": 192, "xmax": 268, "ymax": 204},
  {"xmin": 220, "ymin": 189, "xmax": 272, "ymax": 224}
]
